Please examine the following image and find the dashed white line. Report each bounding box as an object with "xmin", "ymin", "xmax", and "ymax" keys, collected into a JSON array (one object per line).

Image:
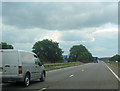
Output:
[
  {"xmin": 38, "ymin": 88, "xmax": 46, "ymax": 91},
  {"xmin": 69, "ymin": 74, "xmax": 74, "ymax": 77},
  {"xmin": 104, "ymin": 63, "xmax": 120, "ymax": 82},
  {"xmin": 47, "ymin": 64, "xmax": 87, "ymax": 73},
  {"xmin": 81, "ymin": 69, "xmax": 84, "ymax": 72}
]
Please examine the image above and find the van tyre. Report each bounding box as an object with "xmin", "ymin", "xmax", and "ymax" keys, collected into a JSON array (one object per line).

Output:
[
  {"xmin": 24, "ymin": 74, "xmax": 30, "ymax": 87},
  {"xmin": 40, "ymin": 72, "xmax": 45, "ymax": 82}
]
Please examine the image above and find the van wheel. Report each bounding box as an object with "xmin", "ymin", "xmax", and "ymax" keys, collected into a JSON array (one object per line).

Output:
[
  {"xmin": 40, "ymin": 72, "xmax": 45, "ymax": 82},
  {"xmin": 24, "ymin": 74, "xmax": 30, "ymax": 87}
]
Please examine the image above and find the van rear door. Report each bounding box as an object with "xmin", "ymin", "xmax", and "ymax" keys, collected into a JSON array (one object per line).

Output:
[{"xmin": 2, "ymin": 50, "xmax": 19, "ymax": 77}]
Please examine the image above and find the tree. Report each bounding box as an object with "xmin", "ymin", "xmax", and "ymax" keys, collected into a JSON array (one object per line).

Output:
[
  {"xmin": 69, "ymin": 44, "xmax": 93, "ymax": 62},
  {"xmin": 32, "ymin": 39, "xmax": 64, "ymax": 63},
  {"xmin": 0, "ymin": 42, "xmax": 14, "ymax": 49},
  {"xmin": 109, "ymin": 54, "xmax": 120, "ymax": 62}
]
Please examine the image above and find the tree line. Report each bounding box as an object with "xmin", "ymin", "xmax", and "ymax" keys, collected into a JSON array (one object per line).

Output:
[
  {"xmin": 69, "ymin": 45, "xmax": 93, "ymax": 62},
  {"xmin": 0, "ymin": 39, "xmax": 94, "ymax": 63},
  {"xmin": 0, "ymin": 42, "xmax": 14, "ymax": 49},
  {"xmin": 109, "ymin": 54, "xmax": 120, "ymax": 62}
]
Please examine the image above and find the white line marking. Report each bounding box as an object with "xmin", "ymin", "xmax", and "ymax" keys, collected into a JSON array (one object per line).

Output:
[
  {"xmin": 69, "ymin": 74, "xmax": 74, "ymax": 77},
  {"xmin": 48, "ymin": 63, "xmax": 90, "ymax": 73},
  {"xmin": 81, "ymin": 69, "xmax": 84, "ymax": 72},
  {"xmin": 104, "ymin": 63, "xmax": 120, "ymax": 82},
  {"xmin": 48, "ymin": 65, "xmax": 81, "ymax": 72},
  {"xmin": 38, "ymin": 88, "xmax": 46, "ymax": 91}
]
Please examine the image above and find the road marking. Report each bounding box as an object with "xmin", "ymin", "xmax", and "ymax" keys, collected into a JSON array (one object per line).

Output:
[
  {"xmin": 48, "ymin": 63, "xmax": 91, "ymax": 73},
  {"xmin": 69, "ymin": 74, "xmax": 74, "ymax": 77},
  {"xmin": 48, "ymin": 65, "xmax": 80, "ymax": 72},
  {"xmin": 105, "ymin": 63, "xmax": 120, "ymax": 82},
  {"xmin": 38, "ymin": 88, "xmax": 46, "ymax": 91},
  {"xmin": 81, "ymin": 69, "xmax": 84, "ymax": 72}
]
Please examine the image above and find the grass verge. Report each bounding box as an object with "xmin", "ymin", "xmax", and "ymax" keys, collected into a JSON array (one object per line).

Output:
[
  {"xmin": 0, "ymin": 62, "xmax": 84, "ymax": 72},
  {"xmin": 44, "ymin": 62, "xmax": 84, "ymax": 71},
  {"xmin": 107, "ymin": 62, "xmax": 119, "ymax": 69}
]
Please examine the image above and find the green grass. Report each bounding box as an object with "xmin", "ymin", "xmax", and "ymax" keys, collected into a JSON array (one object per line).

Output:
[
  {"xmin": 108, "ymin": 62, "xmax": 119, "ymax": 69},
  {"xmin": 0, "ymin": 69, "xmax": 2, "ymax": 72},
  {"xmin": 44, "ymin": 62, "xmax": 84, "ymax": 71}
]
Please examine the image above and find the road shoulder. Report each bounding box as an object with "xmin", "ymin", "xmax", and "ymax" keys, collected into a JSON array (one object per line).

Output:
[{"xmin": 106, "ymin": 63, "xmax": 118, "ymax": 76}]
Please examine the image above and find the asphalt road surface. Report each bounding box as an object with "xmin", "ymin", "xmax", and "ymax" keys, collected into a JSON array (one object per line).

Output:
[{"xmin": 1, "ymin": 61, "xmax": 119, "ymax": 90}]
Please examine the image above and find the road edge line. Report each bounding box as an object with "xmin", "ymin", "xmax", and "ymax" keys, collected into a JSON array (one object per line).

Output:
[{"xmin": 104, "ymin": 63, "xmax": 120, "ymax": 82}]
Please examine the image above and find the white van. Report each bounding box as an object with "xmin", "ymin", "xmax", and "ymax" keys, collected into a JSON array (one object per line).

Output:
[{"xmin": 0, "ymin": 49, "xmax": 46, "ymax": 87}]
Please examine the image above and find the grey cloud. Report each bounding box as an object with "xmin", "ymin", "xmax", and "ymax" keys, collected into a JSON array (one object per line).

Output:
[
  {"xmin": 2, "ymin": 2, "xmax": 117, "ymax": 30},
  {"xmin": 60, "ymin": 28, "xmax": 96, "ymax": 41},
  {"xmin": 59, "ymin": 27, "xmax": 118, "ymax": 57},
  {"xmin": 2, "ymin": 2, "xmax": 118, "ymax": 57},
  {"xmin": 2, "ymin": 24, "xmax": 118, "ymax": 57},
  {"xmin": 2, "ymin": 25, "xmax": 47, "ymax": 44},
  {"xmin": 14, "ymin": 43, "xmax": 33, "ymax": 52},
  {"xmin": 86, "ymin": 34, "xmax": 117, "ymax": 57},
  {"xmin": 60, "ymin": 32, "xmax": 90, "ymax": 41}
]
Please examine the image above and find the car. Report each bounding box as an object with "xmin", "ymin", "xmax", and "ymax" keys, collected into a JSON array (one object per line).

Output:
[{"xmin": 1, "ymin": 49, "xmax": 46, "ymax": 87}]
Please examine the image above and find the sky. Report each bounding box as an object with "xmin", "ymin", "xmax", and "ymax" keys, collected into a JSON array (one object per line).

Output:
[{"xmin": 1, "ymin": 2, "xmax": 118, "ymax": 57}]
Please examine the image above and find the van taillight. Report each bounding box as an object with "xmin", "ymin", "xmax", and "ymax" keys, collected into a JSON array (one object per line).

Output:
[{"xmin": 18, "ymin": 66, "xmax": 22, "ymax": 74}]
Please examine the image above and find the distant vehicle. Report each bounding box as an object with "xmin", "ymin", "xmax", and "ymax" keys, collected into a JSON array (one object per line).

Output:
[
  {"xmin": 64, "ymin": 55, "xmax": 68, "ymax": 62},
  {"xmin": 1, "ymin": 50, "xmax": 46, "ymax": 87},
  {"xmin": 94, "ymin": 57, "xmax": 98, "ymax": 63}
]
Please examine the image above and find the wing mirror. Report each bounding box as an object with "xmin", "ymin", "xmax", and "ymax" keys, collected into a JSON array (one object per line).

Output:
[
  {"xmin": 38, "ymin": 62, "xmax": 42, "ymax": 66},
  {"xmin": 38, "ymin": 61, "xmax": 44, "ymax": 66},
  {"xmin": 41, "ymin": 61, "xmax": 44, "ymax": 65}
]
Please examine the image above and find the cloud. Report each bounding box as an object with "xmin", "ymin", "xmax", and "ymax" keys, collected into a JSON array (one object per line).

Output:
[
  {"xmin": 2, "ymin": 2, "xmax": 118, "ymax": 57},
  {"xmin": 2, "ymin": 24, "xmax": 62, "ymax": 49},
  {"xmin": 36, "ymin": 30, "xmax": 61, "ymax": 42},
  {"xmin": 2, "ymin": 25, "xmax": 37, "ymax": 44},
  {"xmin": 0, "ymin": 2, "xmax": 2, "ymax": 42},
  {"xmin": 2, "ymin": 2, "xmax": 117, "ymax": 30},
  {"xmin": 90, "ymin": 37, "xmax": 95, "ymax": 42},
  {"xmin": 14, "ymin": 43, "xmax": 33, "ymax": 52},
  {"xmin": 2, "ymin": 22, "xmax": 118, "ymax": 57},
  {"xmin": 60, "ymin": 27, "xmax": 97, "ymax": 42},
  {"xmin": 92, "ymin": 23, "xmax": 117, "ymax": 35},
  {"xmin": 59, "ymin": 23, "xmax": 118, "ymax": 56},
  {"xmin": 92, "ymin": 24, "xmax": 118, "ymax": 39}
]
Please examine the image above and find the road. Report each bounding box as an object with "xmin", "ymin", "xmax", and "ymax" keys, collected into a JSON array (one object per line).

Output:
[{"xmin": 1, "ymin": 61, "xmax": 119, "ymax": 90}]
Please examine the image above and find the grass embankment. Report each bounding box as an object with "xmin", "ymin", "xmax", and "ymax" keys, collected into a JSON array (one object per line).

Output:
[
  {"xmin": 44, "ymin": 62, "xmax": 84, "ymax": 71},
  {"xmin": 0, "ymin": 69, "xmax": 2, "ymax": 72},
  {"xmin": 0, "ymin": 62, "xmax": 85, "ymax": 72},
  {"xmin": 107, "ymin": 62, "xmax": 119, "ymax": 69}
]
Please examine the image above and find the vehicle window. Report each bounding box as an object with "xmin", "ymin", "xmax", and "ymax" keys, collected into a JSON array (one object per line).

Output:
[
  {"xmin": 37, "ymin": 59, "xmax": 41, "ymax": 64},
  {"xmin": 34, "ymin": 58, "xmax": 41, "ymax": 66},
  {"xmin": 34, "ymin": 54, "xmax": 37, "ymax": 58},
  {"xmin": 34, "ymin": 58, "xmax": 38, "ymax": 65}
]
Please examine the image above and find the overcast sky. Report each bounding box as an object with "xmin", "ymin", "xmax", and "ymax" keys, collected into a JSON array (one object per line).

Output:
[{"xmin": 2, "ymin": 2, "xmax": 118, "ymax": 57}]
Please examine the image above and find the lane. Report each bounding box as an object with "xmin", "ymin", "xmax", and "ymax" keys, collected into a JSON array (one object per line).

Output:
[
  {"xmin": 106, "ymin": 63, "xmax": 118, "ymax": 76},
  {"xmin": 2, "ymin": 64, "xmax": 86, "ymax": 90},
  {"xmin": 105, "ymin": 63, "xmax": 120, "ymax": 82},
  {"xmin": 0, "ymin": 72, "xmax": 2, "ymax": 91},
  {"xmin": 2, "ymin": 62, "xmax": 118, "ymax": 90},
  {"xmin": 23, "ymin": 64, "xmax": 88, "ymax": 89},
  {"xmin": 48, "ymin": 61, "xmax": 118, "ymax": 89}
]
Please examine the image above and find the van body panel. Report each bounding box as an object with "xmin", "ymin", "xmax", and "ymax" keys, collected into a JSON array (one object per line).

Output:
[
  {"xmin": 19, "ymin": 51, "xmax": 41, "ymax": 80},
  {"xmin": 2, "ymin": 50, "xmax": 19, "ymax": 78},
  {"xmin": 1, "ymin": 49, "xmax": 46, "ymax": 83}
]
